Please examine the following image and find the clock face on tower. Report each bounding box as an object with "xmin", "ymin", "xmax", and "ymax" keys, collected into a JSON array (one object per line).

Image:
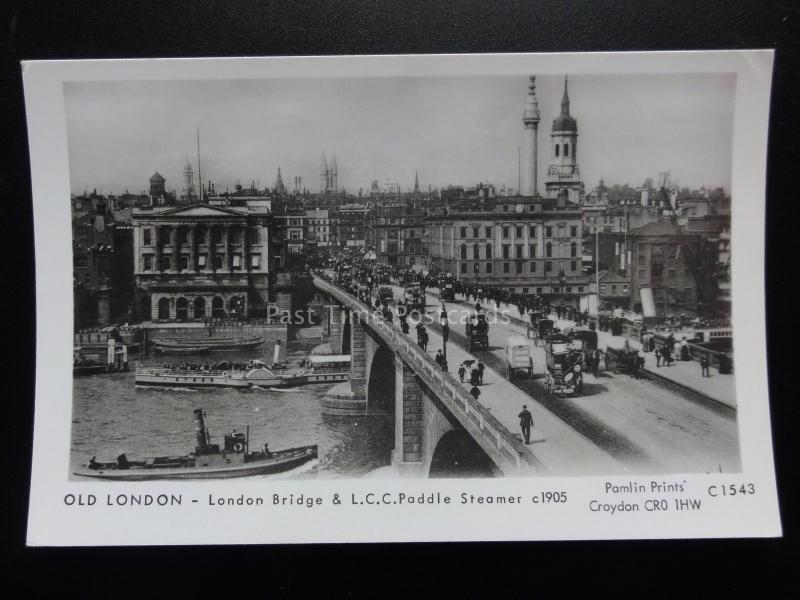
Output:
[{"xmin": 515, "ymin": 203, "xmax": 524, "ymax": 214}]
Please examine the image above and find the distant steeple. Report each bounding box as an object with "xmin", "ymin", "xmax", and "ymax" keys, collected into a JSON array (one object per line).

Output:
[
  {"xmin": 414, "ymin": 170, "xmax": 420, "ymax": 193},
  {"xmin": 275, "ymin": 166, "xmax": 285, "ymax": 194},
  {"xmin": 561, "ymin": 75, "xmax": 570, "ymax": 115}
]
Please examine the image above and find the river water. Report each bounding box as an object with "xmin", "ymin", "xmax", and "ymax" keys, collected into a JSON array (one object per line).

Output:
[{"xmin": 70, "ymin": 343, "xmax": 394, "ymax": 479}]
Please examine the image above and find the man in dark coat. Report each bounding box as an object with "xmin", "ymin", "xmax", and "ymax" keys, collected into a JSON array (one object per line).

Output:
[
  {"xmin": 518, "ymin": 405, "xmax": 534, "ymax": 445},
  {"xmin": 477, "ymin": 360, "xmax": 485, "ymax": 385},
  {"xmin": 469, "ymin": 385, "xmax": 481, "ymax": 401}
]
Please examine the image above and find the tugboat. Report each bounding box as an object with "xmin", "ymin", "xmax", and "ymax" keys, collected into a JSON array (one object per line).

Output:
[{"xmin": 74, "ymin": 409, "xmax": 318, "ymax": 480}]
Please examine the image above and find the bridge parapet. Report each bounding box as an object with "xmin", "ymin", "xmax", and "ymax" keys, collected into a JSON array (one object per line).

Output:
[{"xmin": 312, "ymin": 272, "xmax": 543, "ymax": 476}]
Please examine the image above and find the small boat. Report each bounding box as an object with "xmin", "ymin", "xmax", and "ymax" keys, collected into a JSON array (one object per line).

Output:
[
  {"xmin": 153, "ymin": 336, "xmax": 264, "ymax": 353},
  {"xmin": 74, "ymin": 409, "xmax": 318, "ymax": 480}
]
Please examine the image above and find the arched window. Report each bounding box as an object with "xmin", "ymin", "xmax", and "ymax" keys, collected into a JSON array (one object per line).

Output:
[
  {"xmin": 570, "ymin": 242, "xmax": 577, "ymax": 258},
  {"xmin": 157, "ymin": 297, "xmax": 170, "ymax": 320},
  {"xmin": 193, "ymin": 297, "xmax": 205, "ymax": 320},
  {"xmin": 564, "ymin": 143, "xmax": 569, "ymax": 157},
  {"xmin": 175, "ymin": 297, "xmax": 189, "ymax": 321},
  {"xmin": 211, "ymin": 296, "xmax": 225, "ymax": 319},
  {"xmin": 229, "ymin": 296, "xmax": 245, "ymax": 318},
  {"xmin": 546, "ymin": 242, "xmax": 553, "ymax": 258},
  {"xmin": 555, "ymin": 144, "xmax": 560, "ymax": 157}
]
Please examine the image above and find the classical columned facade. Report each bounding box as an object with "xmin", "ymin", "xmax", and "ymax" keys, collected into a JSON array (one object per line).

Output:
[{"xmin": 132, "ymin": 204, "xmax": 271, "ymax": 322}]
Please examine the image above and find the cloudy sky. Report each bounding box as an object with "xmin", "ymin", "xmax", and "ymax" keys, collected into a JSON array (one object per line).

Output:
[{"xmin": 64, "ymin": 73, "xmax": 735, "ymax": 195}]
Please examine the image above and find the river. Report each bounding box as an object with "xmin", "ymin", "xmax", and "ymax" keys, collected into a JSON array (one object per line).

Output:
[{"xmin": 70, "ymin": 342, "xmax": 394, "ymax": 480}]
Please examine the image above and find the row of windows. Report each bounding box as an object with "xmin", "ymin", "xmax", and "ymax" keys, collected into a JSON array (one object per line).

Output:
[
  {"xmin": 142, "ymin": 227, "xmax": 261, "ymax": 246},
  {"xmin": 458, "ymin": 260, "xmax": 579, "ymax": 274},
  {"xmin": 599, "ymin": 284, "xmax": 630, "ymax": 295},
  {"xmin": 142, "ymin": 254, "xmax": 260, "ymax": 272},
  {"xmin": 459, "ymin": 225, "xmax": 579, "ymax": 239},
  {"xmin": 460, "ymin": 242, "xmax": 578, "ymax": 260}
]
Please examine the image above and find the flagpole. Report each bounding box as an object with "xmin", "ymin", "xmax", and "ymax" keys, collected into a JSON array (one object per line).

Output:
[
  {"xmin": 196, "ymin": 124, "xmax": 202, "ymax": 203},
  {"xmin": 595, "ymin": 229, "xmax": 599, "ymax": 314}
]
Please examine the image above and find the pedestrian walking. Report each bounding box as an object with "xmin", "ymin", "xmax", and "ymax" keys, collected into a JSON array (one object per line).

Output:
[
  {"xmin": 470, "ymin": 366, "xmax": 480, "ymax": 386},
  {"xmin": 469, "ymin": 384, "xmax": 481, "ymax": 401},
  {"xmin": 656, "ymin": 346, "xmax": 662, "ymax": 367},
  {"xmin": 518, "ymin": 405, "xmax": 534, "ymax": 445},
  {"xmin": 458, "ymin": 364, "xmax": 466, "ymax": 383},
  {"xmin": 700, "ymin": 354, "xmax": 710, "ymax": 377},
  {"xmin": 477, "ymin": 360, "xmax": 485, "ymax": 385},
  {"xmin": 435, "ymin": 349, "xmax": 444, "ymax": 368}
]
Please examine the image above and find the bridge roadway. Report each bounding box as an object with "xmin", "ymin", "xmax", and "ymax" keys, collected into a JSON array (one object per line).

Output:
[
  {"xmin": 393, "ymin": 286, "xmax": 741, "ymax": 475},
  {"xmin": 314, "ymin": 274, "xmax": 625, "ymax": 476}
]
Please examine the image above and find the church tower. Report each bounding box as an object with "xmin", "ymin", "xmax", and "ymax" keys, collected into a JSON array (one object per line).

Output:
[
  {"xmin": 522, "ymin": 76, "xmax": 541, "ymax": 196},
  {"xmin": 544, "ymin": 76, "xmax": 583, "ymax": 202}
]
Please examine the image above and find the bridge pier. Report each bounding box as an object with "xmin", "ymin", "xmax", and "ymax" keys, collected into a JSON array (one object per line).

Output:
[
  {"xmin": 329, "ymin": 305, "xmax": 344, "ymax": 354},
  {"xmin": 391, "ymin": 357, "xmax": 425, "ymax": 477},
  {"xmin": 349, "ymin": 319, "xmax": 367, "ymax": 400}
]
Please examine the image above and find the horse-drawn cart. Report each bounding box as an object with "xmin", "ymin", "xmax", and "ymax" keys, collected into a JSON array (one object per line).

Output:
[{"xmin": 605, "ymin": 346, "xmax": 641, "ymax": 375}]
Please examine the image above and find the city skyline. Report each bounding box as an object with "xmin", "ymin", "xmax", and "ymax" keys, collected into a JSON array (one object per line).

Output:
[{"xmin": 65, "ymin": 73, "xmax": 735, "ymax": 196}]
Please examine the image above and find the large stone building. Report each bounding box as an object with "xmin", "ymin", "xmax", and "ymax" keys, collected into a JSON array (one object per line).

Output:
[
  {"xmin": 131, "ymin": 203, "xmax": 271, "ymax": 321},
  {"xmin": 628, "ymin": 220, "xmax": 716, "ymax": 316},
  {"xmin": 72, "ymin": 197, "xmax": 134, "ymax": 327},
  {"xmin": 271, "ymin": 201, "xmax": 306, "ymax": 272},
  {"xmin": 336, "ymin": 203, "xmax": 367, "ymax": 247},
  {"xmin": 305, "ymin": 208, "xmax": 333, "ymax": 246},
  {"xmin": 424, "ymin": 195, "xmax": 588, "ymax": 299},
  {"xmin": 366, "ymin": 204, "xmax": 425, "ymax": 267}
]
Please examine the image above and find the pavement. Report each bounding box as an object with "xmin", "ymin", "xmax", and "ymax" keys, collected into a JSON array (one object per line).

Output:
[{"xmin": 455, "ymin": 295, "xmax": 736, "ymax": 410}]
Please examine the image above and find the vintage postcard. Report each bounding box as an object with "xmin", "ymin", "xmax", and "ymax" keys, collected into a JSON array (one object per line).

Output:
[{"xmin": 23, "ymin": 51, "xmax": 780, "ymax": 545}]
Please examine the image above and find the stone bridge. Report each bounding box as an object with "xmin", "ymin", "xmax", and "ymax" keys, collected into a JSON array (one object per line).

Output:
[{"xmin": 312, "ymin": 273, "xmax": 541, "ymax": 478}]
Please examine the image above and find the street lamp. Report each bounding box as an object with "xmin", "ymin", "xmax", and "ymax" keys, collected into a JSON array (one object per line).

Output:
[
  {"xmin": 474, "ymin": 261, "xmax": 479, "ymax": 286},
  {"xmin": 558, "ymin": 266, "xmax": 567, "ymax": 306},
  {"xmin": 440, "ymin": 304, "xmax": 449, "ymax": 371}
]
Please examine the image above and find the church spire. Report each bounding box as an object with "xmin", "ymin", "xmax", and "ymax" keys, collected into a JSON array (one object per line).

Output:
[
  {"xmin": 414, "ymin": 170, "xmax": 420, "ymax": 193},
  {"xmin": 561, "ymin": 75, "xmax": 570, "ymax": 115}
]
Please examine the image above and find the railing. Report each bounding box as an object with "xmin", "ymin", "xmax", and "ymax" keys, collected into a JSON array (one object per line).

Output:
[{"xmin": 312, "ymin": 272, "xmax": 542, "ymax": 476}]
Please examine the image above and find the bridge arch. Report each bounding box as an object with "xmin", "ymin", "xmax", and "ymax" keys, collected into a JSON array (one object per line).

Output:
[
  {"xmin": 428, "ymin": 430, "xmax": 499, "ymax": 478},
  {"xmin": 367, "ymin": 343, "xmax": 395, "ymax": 416}
]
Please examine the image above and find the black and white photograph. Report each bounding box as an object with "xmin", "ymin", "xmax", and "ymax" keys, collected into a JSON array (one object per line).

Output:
[{"xmin": 22, "ymin": 51, "xmax": 780, "ymax": 544}]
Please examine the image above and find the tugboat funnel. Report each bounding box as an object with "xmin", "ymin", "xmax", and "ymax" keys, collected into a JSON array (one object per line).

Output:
[
  {"xmin": 193, "ymin": 409, "xmax": 209, "ymax": 453},
  {"xmin": 273, "ymin": 340, "xmax": 281, "ymax": 365}
]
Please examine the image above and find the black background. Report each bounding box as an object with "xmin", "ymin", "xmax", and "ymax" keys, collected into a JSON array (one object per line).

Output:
[{"xmin": 2, "ymin": 0, "xmax": 797, "ymax": 595}]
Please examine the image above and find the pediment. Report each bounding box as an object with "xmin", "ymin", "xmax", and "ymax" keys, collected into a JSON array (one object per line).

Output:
[{"xmin": 138, "ymin": 203, "xmax": 250, "ymax": 219}]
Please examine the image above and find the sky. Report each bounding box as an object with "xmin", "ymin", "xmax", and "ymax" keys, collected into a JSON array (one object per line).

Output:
[{"xmin": 64, "ymin": 73, "xmax": 735, "ymax": 196}]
